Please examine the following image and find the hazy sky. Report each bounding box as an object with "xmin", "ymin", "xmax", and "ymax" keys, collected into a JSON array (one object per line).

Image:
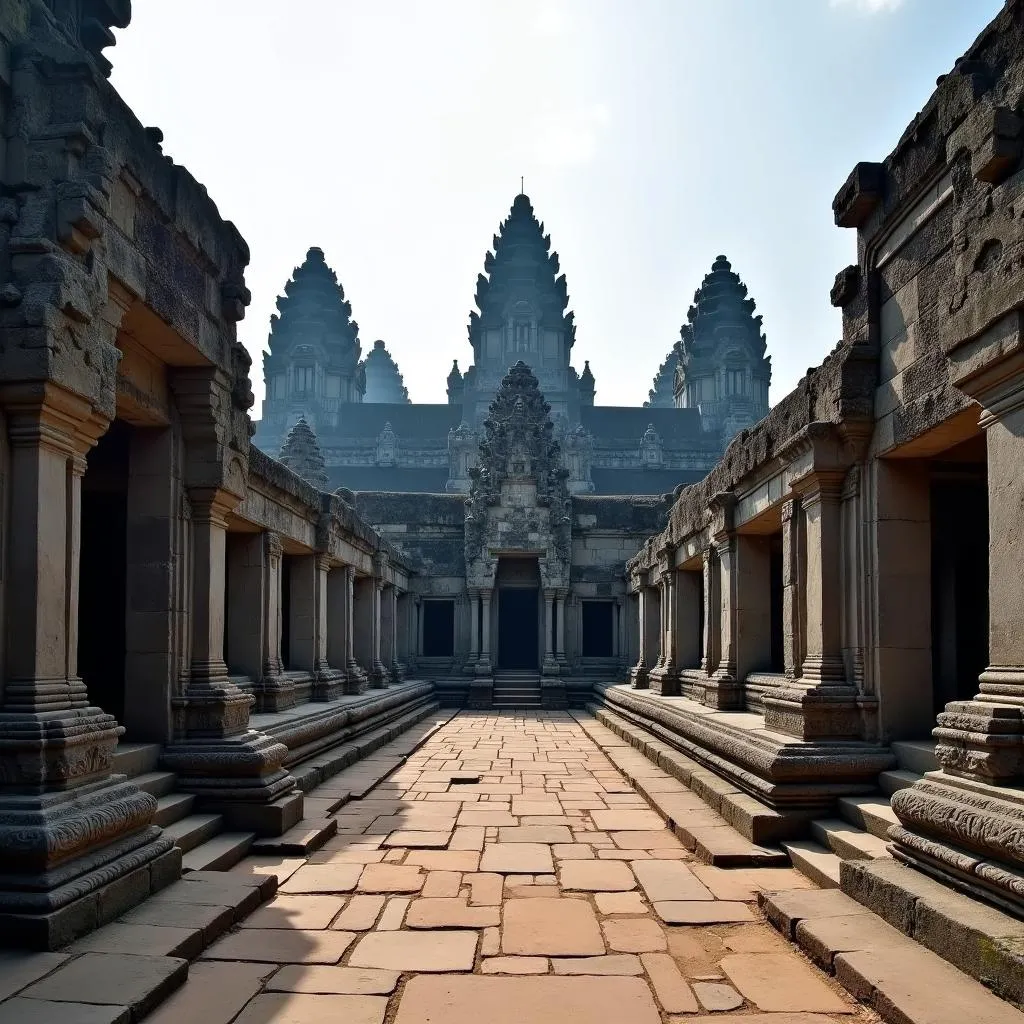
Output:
[{"xmin": 111, "ymin": 0, "xmax": 1000, "ymax": 411}]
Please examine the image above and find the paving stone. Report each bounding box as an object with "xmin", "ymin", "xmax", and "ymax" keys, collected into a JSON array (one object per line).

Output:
[
  {"xmin": 480, "ymin": 842, "xmax": 555, "ymax": 874},
  {"xmin": 233, "ymin": 992, "xmax": 388, "ymax": 1024},
  {"xmin": 720, "ymin": 953, "xmax": 853, "ymax": 1013},
  {"xmin": 457, "ymin": 810, "xmax": 518, "ymax": 826},
  {"xmin": 654, "ymin": 901, "xmax": 754, "ymax": 924},
  {"xmin": 403, "ymin": 850, "xmax": 481, "ymax": 871},
  {"xmin": 481, "ymin": 956, "xmax": 550, "ymax": 974},
  {"xmin": 559, "ymin": 859, "xmax": 636, "ymax": 892},
  {"xmin": 502, "ymin": 897, "xmax": 605, "ymax": 955},
  {"xmin": 450, "ymin": 827, "xmax": 485, "ymax": 851},
  {"xmin": 421, "ymin": 870, "xmax": 462, "ymax": 897},
  {"xmin": 466, "ymin": 872, "xmax": 504, "ymax": 905},
  {"xmin": 511, "ymin": 799, "xmax": 563, "ymax": 816},
  {"xmin": 611, "ymin": 831, "xmax": 685, "ymax": 850},
  {"xmin": 551, "ymin": 954, "xmax": 643, "ymax": 975},
  {"xmin": 591, "ymin": 810, "xmax": 664, "ymax": 831},
  {"xmin": 266, "ymin": 966, "xmax": 400, "ymax": 994},
  {"xmin": 377, "ymin": 897, "xmax": 410, "ymax": 929},
  {"xmin": 692, "ymin": 981, "xmax": 744, "ymax": 1011},
  {"xmin": 0, "ymin": 952, "xmax": 69, "ymax": 1002},
  {"xmin": 633, "ymin": 860, "xmax": 713, "ymax": 902},
  {"xmin": 143, "ymin": 962, "xmax": 273, "ymax": 1024},
  {"xmin": 117, "ymin": 899, "xmax": 233, "ymax": 942},
  {"xmin": 796, "ymin": 912, "xmax": 914, "ymax": 970},
  {"xmin": 595, "ymin": 891, "xmax": 647, "ymax": 915},
  {"xmin": 68, "ymin": 922, "xmax": 203, "ymax": 960},
  {"xmin": 309, "ymin": 849, "xmax": 386, "ymax": 865},
  {"xmin": 201, "ymin": 929, "xmax": 355, "ymax": 964},
  {"xmin": 393, "ymin": 974, "xmax": 662, "ymax": 1024},
  {"xmin": 641, "ymin": 952, "xmax": 699, "ymax": 1012},
  {"xmin": 482, "ymin": 926, "xmax": 500, "ymax": 955},
  {"xmin": 332, "ymin": 895, "xmax": 386, "ymax": 930},
  {"xmin": 682, "ymin": 1017, "xmax": 841, "ymax": 1024},
  {"xmin": 498, "ymin": 825, "xmax": 573, "ymax": 843},
  {"xmin": 406, "ymin": 896, "xmax": 501, "ymax": 928},
  {"xmin": 0, "ymin": 999, "xmax": 128, "ymax": 1024},
  {"xmin": 349, "ymin": 930, "xmax": 478, "ymax": 971},
  {"xmin": 602, "ymin": 917, "xmax": 667, "ymax": 953},
  {"xmin": 21, "ymin": 953, "xmax": 187, "ymax": 1021},
  {"xmin": 761, "ymin": 886, "xmax": 870, "ymax": 938},
  {"xmin": 382, "ymin": 830, "xmax": 452, "ymax": 848},
  {"xmin": 720, "ymin": 923, "xmax": 792, "ymax": 953},
  {"xmin": 241, "ymin": 894, "xmax": 346, "ymax": 930},
  {"xmin": 553, "ymin": 843, "xmax": 594, "ymax": 859},
  {"xmin": 357, "ymin": 863, "xmax": 425, "ymax": 893},
  {"xmin": 280, "ymin": 863, "xmax": 363, "ymax": 894}
]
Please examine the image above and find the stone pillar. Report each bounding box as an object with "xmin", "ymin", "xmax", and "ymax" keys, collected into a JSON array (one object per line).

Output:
[
  {"xmin": 705, "ymin": 536, "xmax": 743, "ymax": 710},
  {"xmin": 0, "ymin": 393, "xmax": 175, "ymax": 949},
  {"xmin": 467, "ymin": 590, "xmax": 480, "ymax": 671},
  {"xmin": 224, "ymin": 532, "xmax": 265, "ymax": 686},
  {"xmin": 555, "ymin": 590, "xmax": 568, "ymax": 670},
  {"xmin": 781, "ymin": 498, "xmax": 803, "ymax": 679},
  {"xmin": 352, "ymin": 573, "xmax": 375, "ymax": 682},
  {"xmin": 370, "ymin": 578, "xmax": 389, "ymax": 688},
  {"xmin": 287, "ymin": 555, "xmax": 317, "ymax": 677},
  {"xmin": 258, "ymin": 532, "xmax": 294, "ymax": 711},
  {"xmin": 630, "ymin": 583, "xmax": 650, "ymax": 688},
  {"xmin": 650, "ymin": 567, "xmax": 679, "ymax": 696},
  {"xmin": 675, "ymin": 570, "xmax": 702, "ymax": 670},
  {"xmin": 734, "ymin": 533, "xmax": 772, "ymax": 682},
  {"xmin": 162, "ymin": 489, "xmax": 298, "ymax": 836},
  {"xmin": 700, "ymin": 549, "xmax": 718, "ymax": 674},
  {"xmin": 468, "ymin": 587, "xmax": 493, "ymax": 708},
  {"xmin": 542, "ymin": 589, "xmax": 559, "ymax": 676},
  {"xmin": 765, "ymin": 475, "xmax": 859, "ymax": 739},
  {"xmin": 891, "ymin": 364, "xmax": 1024, "ymax": 913},
  {"xmin": 477, "ymin": 589, "xmax": 493, "ymax": 674},
  {"xmin": 384, "ymin": 585, "xmax": 404, "ymax": 683},
  {"xmin": 342, "ymin": 565, "xmax": 368, "ymax": 693},
  {"xmin": 312, "ymin": 554, "xmax": 343, "ymax": 700}
]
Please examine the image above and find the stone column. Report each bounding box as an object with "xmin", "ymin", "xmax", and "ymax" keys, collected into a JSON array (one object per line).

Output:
[
  {"xmin": 700, "ymin": 549, "xmax": 718, "ymax": 675},
  {"xmin": 0, "ymin": 392, "xmax": 174, "ymax": 948},
  {"xmin": 766, "ymin": 475, "xmax": 859, "ymax": 739},
  {"xmin": 383, "ymin": 585, "xmax": 404, "ymax": 683},
  {"xmin": 370, "ymin": 578, "xmax": 389, "ymax": 688},
  {"xmin": 312, "ymin": 554, "xmax": 343, "ymax": 700},
  {"xmin": 342, "ymin": 565, "xmax": 368, "ymax": 693},
  {"xmin": 287, "ymin": 554, "xmax": 317, "ymax": 698},
  {"xmin": 467, "ymin": 590, "xmax": 481, "ymax": 671},
  {"xmin": 630, "ymin": 583, "xmax": 650, "ymax": 688},
  {"xmin": 891, "ymin": 362, "xmax": 1024, "ymax": 913},
  {"xmin": 542, "ymin": 589, "xmax": 559, "ymax": 675},
  {"xmin": 258, "ymin": 532, "xmax": 294, "ymax": 710},
  {"xmin": 352, "ymin": 573, "xmax": 374, "ymax": 682},
  {"xmin": 162, "ymin": 489, "xmax": 297, "ymax": 835},
  {"xmin": 676, "ymin": 570, "xmax": 702, "ymax": 669},
  {"xmin": 781, "ymin": 498, "xmax": 803, "ymax": 679},
  {"xmin": 555, "ymin": 590, "xmax": 568, "ymax": 670},
  {"xmin": 705, "ymin": 536, "xmax": 742, "ymax": 710},
  {"xmin": 650, "ymin": 567, "xmax": 679, "ymax": 696},
  {"xmin": 477, "ymin": 589, "xmax": 493, "ymax": 675}
]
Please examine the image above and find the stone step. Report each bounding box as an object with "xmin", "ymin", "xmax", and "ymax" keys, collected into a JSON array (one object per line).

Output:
[
  {"xmin": 133, "ymin": 770, "xmax": 178, "ymax": 798},
  {"xmin": 181, "ymin": 832, "xmax": 255, "ymax": 872},
  {"xmin": 112, "ymin": 741, "xmax": 161, "ymax": 777},
  {"xmin": 837, "ymin": 795, "xmax": 900, "ymax": 840},
  {"xmin": 162, "ymin": 813, "xmax": 225, "ymax": 854},
  {"xmin": 154, "ymin": 792, "xmax": 196, "ymax": 827},
  {"xmin": 781, "ymin": 839, "xmax": 842, "ymax": 889},
  {"xmin": 890, "ymin": 739, "xmax": 938, "ymax": 775},
  {"xmin": 878, "ymin": 768, "xmax": 920, "ymax": 797},
  {"xmin": 810, "ymin": 818, "xmax": 892, "ymax": 861}
]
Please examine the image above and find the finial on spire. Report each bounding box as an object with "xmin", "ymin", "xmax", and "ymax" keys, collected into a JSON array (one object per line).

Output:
[{"xmin": 520, "ymin": 175, "xmax": 524, "ymax": 195}]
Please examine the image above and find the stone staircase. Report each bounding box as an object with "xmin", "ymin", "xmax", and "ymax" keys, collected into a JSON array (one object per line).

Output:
[
  {"xmin": 491, "ymin": 670, "xmax": 543, "ymax": 708},
  {"xmin": 114, "ymin": 743, "xmax": 256, "ymax": 872},
  {"xmin": 782, "ymin": 739, "xmax": 938, "ymax": 887}
]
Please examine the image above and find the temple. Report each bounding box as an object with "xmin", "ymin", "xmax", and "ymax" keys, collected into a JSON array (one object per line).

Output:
[
  {"xmin": 5, "ymin": 0, "xmax": 1024, "ymax": 1019},
  {"xmin": 253, "ymin": 196, "xmax": 771, "ymax": 495}
]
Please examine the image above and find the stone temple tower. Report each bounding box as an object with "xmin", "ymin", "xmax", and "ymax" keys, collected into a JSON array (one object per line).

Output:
[
  {"xmin": 460, "ymin": 193, "xmax": 588, "ymax": 425},
  {"xmin": 257, "ymin": 247, "xmax": 364, "ymax": 451},
  {"xmin": 673, "ymin": 255, "xmax": 771, "ymax": 443},
  {"xmin": 361, "ymin": 340, "xmax": 410, "ymax": 403}
]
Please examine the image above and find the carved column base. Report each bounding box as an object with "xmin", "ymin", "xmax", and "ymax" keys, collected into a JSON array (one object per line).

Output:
[
  {"xmin": 474, "ymin": 658, "xmax": 493, "ymax": 677},
  {"xmin": 764, "ymin": 684, "xmax": 861, "ymax": 740},
  {"xmin": 369, "ymin": 662, "xmax": 390, "ymax": 689},
  {"xmin": 312, "ymin": 665, "xmax": 345, "ymax": 702},
  {"xmin": 648, "ymin": 664, "xmax": 680, "ymax": 697},
  {"xmin": 389, "ymin": 662, "xmax": 406, "ymax": 684},
  {"xmin": 542, "ymin": 656, "xmax": 560, "ymax": 677},
  {"xmin": 932, "ymin": 699, "xmax": 1024, "ymax": 781},
  {"xmin": 890, "ymin": 772, "xmax": 1024, "ymax": 916},
  {"xmin": 629, "ymin": 664, "xmax": 650, "ymax": 690},
  {"xmin": 462, "ymin": 657, "xmax": 479, "ymax": 676},
  {"xmin": 256, "ymin": 674, "xmax": 298, "ymax": 712},
  {"xmin": 702, "ymin": 671, "xmax": 744, "ymax": 710},
  {"xmin": 344, "ymin": 661, "xmax": 369, "ymax": 695}
]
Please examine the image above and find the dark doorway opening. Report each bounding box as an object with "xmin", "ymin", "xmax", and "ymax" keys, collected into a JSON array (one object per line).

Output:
[
  {"xmin": 79, "ymin": 420, "xmax": 130, "ymax": 724},
  {"xmin": 281, "ymin": 555, "xmax": 293, "ymax": 668},
  {"xmin": 499, "ymin": 589, "xmax": 539, "ymax": 669},
  {"xmin": 931, "ymin": 459, "xmax": 988, "ymax": 715},
  {"xmin": 769, "ymin": 533, "xmax": 785, "ymax": 672},
  {"xmin": 423, "ymin": 600, "xmax": 455, "ymax": 657},
  {"xmin": 582, "ymin": 601, "xmax": 614, "ymax": 657}
]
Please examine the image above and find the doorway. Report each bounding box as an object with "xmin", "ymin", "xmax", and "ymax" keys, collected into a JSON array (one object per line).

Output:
[
  {"xmin": 496, "ymin": 557, "xmax": 540, "ymax": 671},
  {"xmin": 78, "ymin": 420, "xmax": 131, "ymax": 723}
]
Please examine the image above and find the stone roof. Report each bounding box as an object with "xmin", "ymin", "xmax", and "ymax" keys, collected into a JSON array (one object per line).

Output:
[{"xmin": 278, "ymin": 416, "xmax": 329, "ymax": 490}]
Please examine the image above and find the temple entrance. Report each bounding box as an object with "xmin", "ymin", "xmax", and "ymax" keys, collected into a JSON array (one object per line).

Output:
[
  {"xmin": 931, "ymin": 453, "xmax": 988, "ymax": 715},
  {"xmin": 496, "ymin": 557, "xmax": 540, "ymax": 671},
  {"xmin": 78, "ymin": 420, "xmax": 131, "ymax": 724}
]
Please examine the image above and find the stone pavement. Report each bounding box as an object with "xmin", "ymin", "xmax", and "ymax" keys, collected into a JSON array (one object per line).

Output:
[{"xmin": 7, "ymin": 709, "xmax": 1001, "ymax": 1023}]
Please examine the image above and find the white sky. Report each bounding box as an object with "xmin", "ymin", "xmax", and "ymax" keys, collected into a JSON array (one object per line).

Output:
[{"xmin": 110, "ymin": 0, "xmax": 1000, "ymax": 410}]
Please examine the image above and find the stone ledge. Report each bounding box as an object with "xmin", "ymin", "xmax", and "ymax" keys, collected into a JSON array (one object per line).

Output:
[
  {"xmin": 760, "ymin": 886, "xmax": 1024, "ymax": 1023},
  {"xmin": 840, "ymin": 857, "xmax": 1024, "ymax": 1008}
]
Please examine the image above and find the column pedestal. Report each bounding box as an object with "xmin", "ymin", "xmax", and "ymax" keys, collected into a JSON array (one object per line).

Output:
[
  {"xmin": 629, "ymin": 585, "xmax": 652, "ymax": 689},
  {"xmin": 705, "ymin": 537, "xmax": 743, "ymax": 710}
]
